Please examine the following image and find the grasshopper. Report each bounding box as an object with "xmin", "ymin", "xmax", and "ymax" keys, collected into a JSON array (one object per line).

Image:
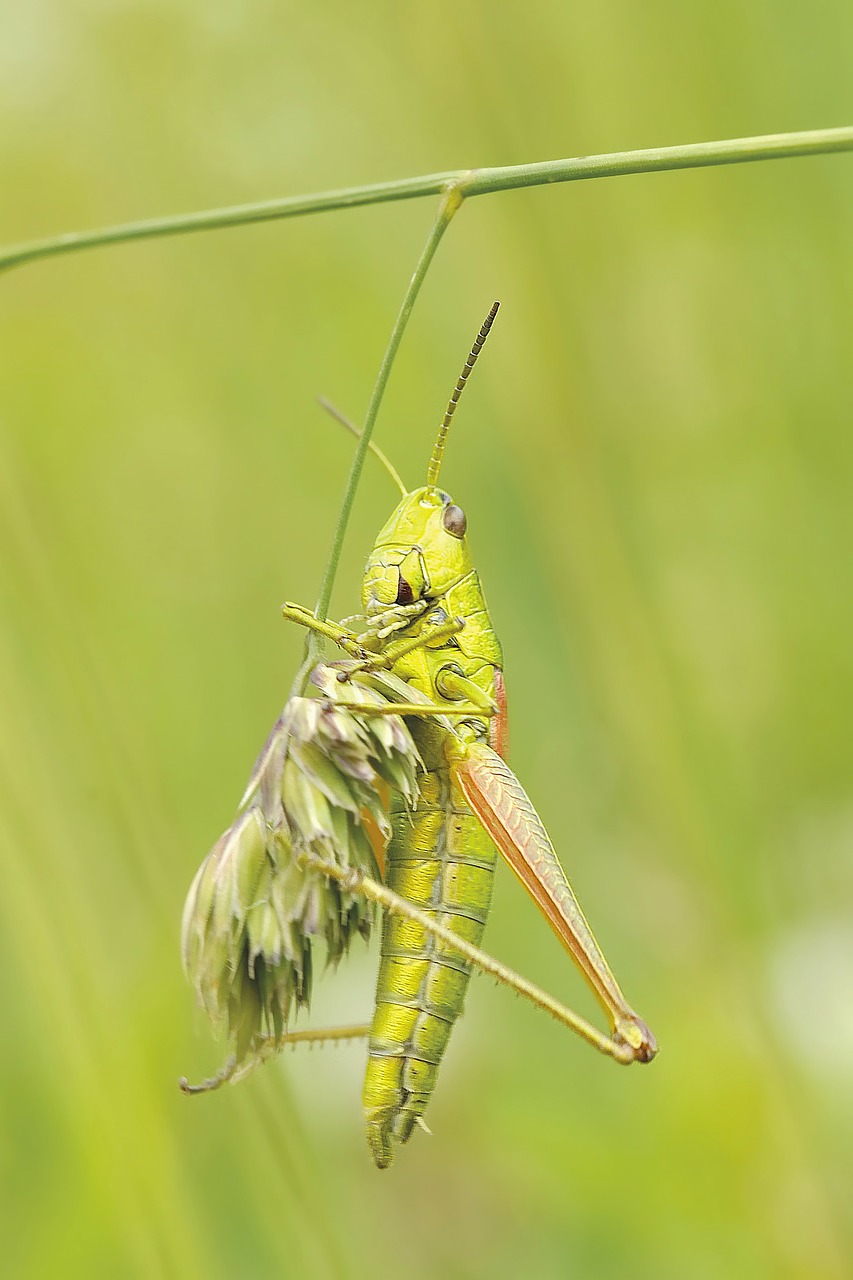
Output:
[{"xmin": 182, "ymin": 303, "xmax": 656, "ymax": 1169}]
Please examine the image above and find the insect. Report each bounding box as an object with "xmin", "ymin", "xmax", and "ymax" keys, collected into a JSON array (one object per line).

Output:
[{"xmin": 182, "ymin": 303, "xmax": 657, "ymax": 1168}]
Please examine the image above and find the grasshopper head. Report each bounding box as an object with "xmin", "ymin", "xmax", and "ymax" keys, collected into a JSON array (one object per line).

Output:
[
  {"xmin": 362, "ymin": 486, "xmax": 471, "ymax": 613},
  {"xmin": 361, "ymin": 302, "xmax": 498, "ymax": 617}
]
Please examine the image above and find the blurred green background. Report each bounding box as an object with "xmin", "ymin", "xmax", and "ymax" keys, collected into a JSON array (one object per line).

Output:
[{"xmin": 2, "ymin": 3, "xmax": 852, "ymax": 1277}]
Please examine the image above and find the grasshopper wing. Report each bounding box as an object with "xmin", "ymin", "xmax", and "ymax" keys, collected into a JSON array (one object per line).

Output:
[{"xmin": 450, "ymin": 740, "xmax": 656, "ymax": 1062}]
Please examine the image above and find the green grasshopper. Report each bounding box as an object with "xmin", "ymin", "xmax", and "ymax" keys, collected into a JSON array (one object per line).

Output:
[{"xmin": 182, "ymin": 304, "xmax": 656, "ymax": 1169}]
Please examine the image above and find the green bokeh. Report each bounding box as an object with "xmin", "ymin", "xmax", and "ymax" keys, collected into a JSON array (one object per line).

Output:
[{"xmin": 2, "ymin": 4, "xmax": 852, "ymax": 1277}]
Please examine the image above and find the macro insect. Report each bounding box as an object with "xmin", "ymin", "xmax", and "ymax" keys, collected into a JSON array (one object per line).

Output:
[{"xmin": 181, "ymin": 303, "xmax": 657, "ymax": 1169}]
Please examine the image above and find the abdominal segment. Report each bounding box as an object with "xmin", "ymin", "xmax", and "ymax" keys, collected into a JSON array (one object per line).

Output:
[{"xmin": 362, "ymin": 767, "xmax": 497, "ymax": 1168}]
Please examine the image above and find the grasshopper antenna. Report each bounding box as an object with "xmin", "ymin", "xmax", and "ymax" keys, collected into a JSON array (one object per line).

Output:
[
  {"xmin": 316, "ymin": 397, "xmax": 408, "ymax": 497},
  {"xmin": 426, "ymin": 300, "xmax": 500, "ymax": 488}
]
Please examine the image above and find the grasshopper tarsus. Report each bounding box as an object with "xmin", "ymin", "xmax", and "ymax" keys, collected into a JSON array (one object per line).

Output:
[{"xmin": 179, "ymin": 1055, "xmax": 238, "ymax": 1095}]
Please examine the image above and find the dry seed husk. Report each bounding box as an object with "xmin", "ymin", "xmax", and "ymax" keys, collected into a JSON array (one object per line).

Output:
[{"xmin": 182, "ymin": 662, "xmax": 421, "ymax": 1061}]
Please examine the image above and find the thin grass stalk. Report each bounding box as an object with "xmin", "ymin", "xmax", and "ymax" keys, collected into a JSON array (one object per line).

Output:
[
  {"xmin": 1, "ymin": 127, "xmax": 851, "ymax": 275},
  {"xmin": 289, "ymin": 184, "xmax": 463, "ymax": 694}
]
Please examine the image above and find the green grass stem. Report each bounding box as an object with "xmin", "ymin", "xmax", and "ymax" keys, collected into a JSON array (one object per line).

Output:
[
  {"xmin": 1, "ymin": 126, "xmax": 851, "ymax": 275},
  {"xmin": 288, "ymin": 185, "xmax": 462, "ymax": 694}
]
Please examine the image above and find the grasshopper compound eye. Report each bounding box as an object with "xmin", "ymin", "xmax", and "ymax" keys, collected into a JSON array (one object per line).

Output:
[{"xmin": 442, "ymin": 504, "xmax": 467, "ymax": 539}]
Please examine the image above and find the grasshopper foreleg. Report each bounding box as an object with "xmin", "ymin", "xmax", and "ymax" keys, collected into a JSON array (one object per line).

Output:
[
  {"xmin": 331, "ymin": 700, "xmax": 494, "ymax": 718},
  {"xmin": 281, "ymin": 601, "xmax": 368, "ymax": 658},
  {"xmin": 346, "ymin": 615, "xmax": 466, "ymax": 676}
]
